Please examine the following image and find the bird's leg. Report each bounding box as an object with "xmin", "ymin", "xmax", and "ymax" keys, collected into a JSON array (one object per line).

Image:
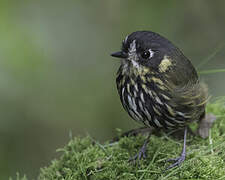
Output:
[
  {"xmin": 129, "ymin": 133, "xmax": 151, "ymax": 162},
  {"xmin": 166, "ymin": 127, "xmax": 187, "ymax": 170}
]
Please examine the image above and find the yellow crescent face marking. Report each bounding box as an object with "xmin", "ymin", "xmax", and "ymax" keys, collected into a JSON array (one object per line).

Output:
[{"xmin": 159, "ymin": 56, "xmax": 172, "ymax": 72}]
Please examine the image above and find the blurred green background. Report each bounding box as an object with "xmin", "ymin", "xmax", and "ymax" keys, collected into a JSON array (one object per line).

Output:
[{"xmin": 1, "ymin": 0, "xmax": 225, "ymax": 179}]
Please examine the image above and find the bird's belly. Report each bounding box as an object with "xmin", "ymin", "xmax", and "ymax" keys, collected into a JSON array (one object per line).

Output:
[
  {"xmin": 122, "ymin": 91, "xmax": 189, "ymax": 129},
  {"xmin": 117, "ymin": 78, "xmax": 190, "ymax": 129}
]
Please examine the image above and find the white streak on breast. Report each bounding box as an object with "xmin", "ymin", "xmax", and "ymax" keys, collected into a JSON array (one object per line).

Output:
[
  {"xmin": 155, "ymin": 96, "xmax": 163, "ymax": 105},
  {"xmin": 128, "ymin": 95, "xmax": 138, "ymax": 112},
  {"xmin": 144, "ymin": 108, "xmax": 152, "ymax": 121},
  {"xmin": 154, "ymin": 118, "xmax": 162, "ymax": 127},
  {"xmin": 140, "ymin": 92, "xmax": 145, "ymax": 103},
  {"xmin": 134, "ymin": 90, "xmax": 137, "ymax": 97},
  {"xmin": 165, "ymin": 120, "xmax": 175, "ymax": 126},
  {"xmin": 135, "ymin": 84, "xmax": 138, "ymax": 91},
  {"xmin": 132, "ymin": 97, "xmax": 136, "ymax": 109},
  {"xmin": 122, "ymin": 88, "xmax": 126, "ymax": 104},
  {"xmin": 138, "ymin": 100, "xmax": 144, "ymax": 112},
  {"xmin": 128, "ymin": 95, "xmax": 133, "ymax": 108},
  {"xmin": 177, "ymin": 111, "xmax": 185, "ymax": 117},
  {"xmin": 129, "ymin": 110, "xmax": 140, "ymax": 121}
]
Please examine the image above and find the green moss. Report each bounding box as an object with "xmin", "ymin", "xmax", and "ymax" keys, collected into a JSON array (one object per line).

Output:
[{"xmin": 18, "ymin": 102, "xmax": 225, "ymax": 179}]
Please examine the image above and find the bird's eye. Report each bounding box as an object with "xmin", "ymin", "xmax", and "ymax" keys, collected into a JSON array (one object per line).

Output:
[{"xmin": 141, "ymin": 51, "xmax": 150, "ymax": 59}]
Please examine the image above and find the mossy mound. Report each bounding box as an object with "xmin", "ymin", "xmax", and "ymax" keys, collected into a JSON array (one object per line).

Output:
[{"xmin": 15, "ymin": 102, "xmax": 225, "ymax": 180}]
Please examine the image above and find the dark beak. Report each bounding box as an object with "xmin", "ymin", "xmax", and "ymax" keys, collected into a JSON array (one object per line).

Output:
[{"xmin": 111, "ymin": 51, "xmax": 128, "ymax": 59}]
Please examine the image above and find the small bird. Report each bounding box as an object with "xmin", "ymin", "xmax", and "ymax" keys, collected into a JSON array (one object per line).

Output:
[{"xmin": 111, "ymin": 31, "xmax": 208, "ymax": 169}]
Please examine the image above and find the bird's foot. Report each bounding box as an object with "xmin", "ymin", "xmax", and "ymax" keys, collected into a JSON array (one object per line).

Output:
[
  {"xmin": 129, "ymin": 144, "xmax": 148, "ymax": 163},
  {"xmin": 165, "ymin": 153, "xmax": 185, "ymax": 170}
]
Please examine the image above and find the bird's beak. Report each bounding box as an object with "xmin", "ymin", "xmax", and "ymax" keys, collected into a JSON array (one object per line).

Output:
[{"xmin": 111, "ymin": 51, "xmax": 128, "ymax": 59}]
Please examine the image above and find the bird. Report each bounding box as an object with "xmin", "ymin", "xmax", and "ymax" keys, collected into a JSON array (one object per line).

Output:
[{"xmin": 111, "ymin": 31, "xmax": 208, "ymax": 169}]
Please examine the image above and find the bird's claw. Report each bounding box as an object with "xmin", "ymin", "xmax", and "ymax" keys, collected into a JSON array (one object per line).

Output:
[
  {"xmin": 165, "ymin": 153, "xmax": 185, "ymax": 170},
  {"xmin": 129, "ymin": 145, "xmax": 147, "ymax": 164}
]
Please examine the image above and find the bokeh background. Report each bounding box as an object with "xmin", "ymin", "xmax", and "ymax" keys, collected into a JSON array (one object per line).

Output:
[{"xmin": 1, "ymin": 0, "xmax": 225, "ymax": 179}]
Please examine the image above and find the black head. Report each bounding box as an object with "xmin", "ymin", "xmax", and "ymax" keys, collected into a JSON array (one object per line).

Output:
[{"xmin": 111, "ymin": 31, "xmax": 180, "ymax": 70}]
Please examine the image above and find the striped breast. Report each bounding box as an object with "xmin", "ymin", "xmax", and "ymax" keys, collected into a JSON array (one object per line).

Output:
[{"xmin": 116, "ymin": 67, "xmax": 191, "ymax": 129}]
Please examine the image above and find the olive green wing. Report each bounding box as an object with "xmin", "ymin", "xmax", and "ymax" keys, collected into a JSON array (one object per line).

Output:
[{"xmin": 163, "ymin": 55, "xmax": 208, "ymax": 121}]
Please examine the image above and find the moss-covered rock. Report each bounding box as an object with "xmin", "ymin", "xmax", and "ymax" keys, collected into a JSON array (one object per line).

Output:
[{"xmin": 16, "ymin": 102, "xmax": 225, "ymax": 180}]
